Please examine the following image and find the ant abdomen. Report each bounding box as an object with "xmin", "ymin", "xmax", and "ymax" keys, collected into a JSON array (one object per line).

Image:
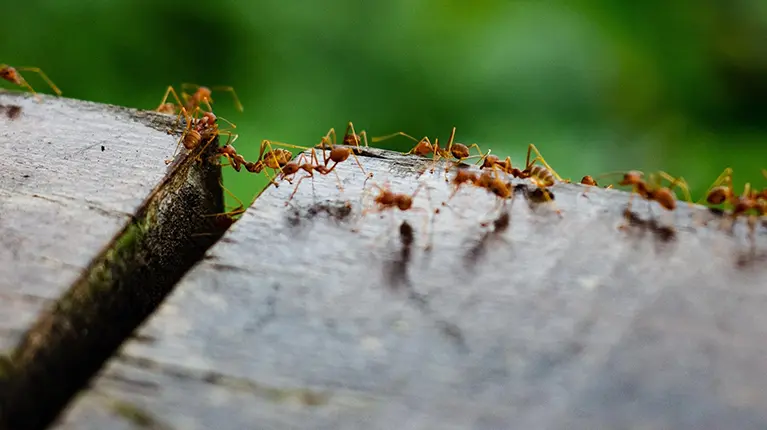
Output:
[
  {"xmin": 183, "ymin": 129, "xmax": 202, "ymax": 149},
  {"xmin": 528, "ymin": 165, "xmax": 556, "ymax": 187}
]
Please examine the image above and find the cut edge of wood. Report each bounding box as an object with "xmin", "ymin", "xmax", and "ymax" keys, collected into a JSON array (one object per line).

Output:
[{"xmin": 0, "ymin": 127, "xmax": 233, "ymax": 430}]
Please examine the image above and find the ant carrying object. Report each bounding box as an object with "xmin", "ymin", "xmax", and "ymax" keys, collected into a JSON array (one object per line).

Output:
[
  {"xmin": 156, "ymin": 83, "xmax": 243, "ymax": 116},
  {"xmin": 0, "ymin": 64, "xmax": 62, "ymax": 101},
  {"xmin": 372, "ymin": 127, "xmax": 486, "ymax": 180}
]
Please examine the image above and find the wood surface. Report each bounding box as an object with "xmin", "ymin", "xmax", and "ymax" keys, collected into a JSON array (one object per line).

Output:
[
  {"xmin": 0, "ymin": 92, "xmax": 180, "ymax": 352},
  {"xmin": 0, "ymin": 92, "xmax": 227, "ymax": 430},
  {"xmin": 57, "ymin": 146, "xmax": 767, "ymax": 430}
]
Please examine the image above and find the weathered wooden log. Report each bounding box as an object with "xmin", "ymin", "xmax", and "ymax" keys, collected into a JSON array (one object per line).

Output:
[
  {"xmin": 0, "ymin": 93, "xmax": 229, "ymax": 430},
  {"xmin": 58, "ymin": 146, "xmax": 767, "ymax": 429}
]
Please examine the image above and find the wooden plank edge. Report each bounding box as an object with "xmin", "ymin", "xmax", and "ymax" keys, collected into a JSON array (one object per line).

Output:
[{"xmin": 0, "ymin": 109, "xmax": 236, "ymax": 430}]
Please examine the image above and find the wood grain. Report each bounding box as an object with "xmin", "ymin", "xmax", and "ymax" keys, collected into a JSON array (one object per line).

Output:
[{"xmin": 58, "ymin": 146, "xmax": 767, "ymax": 429}]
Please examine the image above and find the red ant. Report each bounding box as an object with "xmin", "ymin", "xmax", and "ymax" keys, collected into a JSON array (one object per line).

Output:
[
  {"xmin": 316, "ymin": 124, "xmax": 374, "ymax": 182},
  {"xmin": 595, "ymin": 170, "xmax": 692, "ymax": 230},
  {"xmin": 373, "ymin": 127, "xmax": 485, "ymax": 180},
  {"xmin": 356, "ymin": 181, "xmax": 434, "ymax": 250},
  {"xmin": 277, "ymin": 148, "xmax": 340, "ymax": 205},
  {"xmin": 156, "ymin": 83, "xmax": 243, "ymax": 116},
  {"xmin": 478, "ymin": 144, "xmax": 563, "ymax": 188},
  {"xmin": 0, "ymin": 64, "xmax": 62, "ymax": 101},
  {"xmin": 165, "ymin": 110, "xmax": 238, "ymax": 164},
  {"xmin": 700, "ymin": 167, "xmax": 767, "ymax": 247}
]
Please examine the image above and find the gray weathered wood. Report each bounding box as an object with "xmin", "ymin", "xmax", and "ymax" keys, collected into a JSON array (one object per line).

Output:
[
  {"xmin": 0, "ymin": 92, "xmax": 180, "ymax": 352},
  {"xmin": 0, "ymin": 92, "xmax": 229, "ymax": 430},
  {"xmin": 57, "ymin": 146, "xmax": 767, "ymax": 429}
]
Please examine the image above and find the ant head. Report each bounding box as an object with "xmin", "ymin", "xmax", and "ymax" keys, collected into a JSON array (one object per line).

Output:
[
  {"xmin": 620, "ymin": 171, "xmax": 643, "ymax": 186},
  {"xmin": 342, "ymin": 132, "xmax": 359, "ymax": 146},
  {"xmin": 480, "ymin": 154, "xmax": 500, "ymax": 168},
  {"xmin": 0, "ymin": 65, "xmax": 18, "ymax": 83},
  {"xmin": 202, "ymin": 111, "xmax": 217, "ymax": 124},
  {"xmin": 706, "ymin": 186, "xmax": 730, "ymax": 205},
  {"xmin": 653, "ymin": 188, "xmax": 676, "ymax": 210},
  {"xmin": 581, "ymin": 175, "xmax": 597, "ymax": 186}
]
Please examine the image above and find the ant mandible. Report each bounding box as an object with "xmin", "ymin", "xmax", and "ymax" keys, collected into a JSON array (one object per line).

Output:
[{"xmin": 0, "ymin": 64, "xmax": 62, "ymax": 101}]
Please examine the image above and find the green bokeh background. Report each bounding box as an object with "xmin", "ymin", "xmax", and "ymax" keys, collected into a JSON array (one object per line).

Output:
[{"xmin": 3, "ymin": 1, "xmax": 766, "ymax": 207}]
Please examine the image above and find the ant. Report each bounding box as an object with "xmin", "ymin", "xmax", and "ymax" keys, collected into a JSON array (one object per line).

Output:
[
  {"xmin": 211, "ymin": 140, "xmax": 294, "ymax": 186},
  {"xmin": 373, "ymin": 127, "xmax": 485, "ymax": 180},
  {"xmin": 242, "ymin": 140, "xmax": 299, "ymax": 185},
  {"xmin": 277, "ymin": 148, "xmax": 341, "ymax": 205},
  {"xmin": 479, "ymin": 144, "xmax": 563, "ymax": 188},
  {"xmin": 598, "ymin": 170, "xmax": 692, "ymax": 230},
  {"xmin": 319, "ymin": 122, "xmax": 370, "ymax": 149},
  {"xmin": 215, "ymin": 144, "xmax": 248, "ymax": 172},
  {"xmin": 156, "ymin": 83, "xmax": 243, "ymax": 116},
  {"xmin": 316, "ymin": 124, "xmax": 373, "ymax": 181},
  {"xmin": 165, "ymin": 110, "xmax": 238, "ymax": 164},
  {"xmin": 700, "ymin": 167, "xmax": 767, "ymax": 247},
  {"xmin": 357, "ymin": 181, "xmax": 434, "ymax": 250},
  {"xmin": 441, "ymin": 168, "xmax": 517, "ymax": 221},
  {"xmin": 0, "ymin": 64, "xmax": 62, "ymax": 101}
]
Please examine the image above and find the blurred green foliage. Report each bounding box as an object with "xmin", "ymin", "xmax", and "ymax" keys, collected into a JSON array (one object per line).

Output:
[{"xmin": 3, "ymin": 0, "xmax": 766, "ymax": 206}]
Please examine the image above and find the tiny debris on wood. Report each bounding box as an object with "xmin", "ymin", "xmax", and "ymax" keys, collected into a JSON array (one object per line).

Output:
[{"xmin": 59, "ymin": 146, "xmax": 767, "ymax": 430}]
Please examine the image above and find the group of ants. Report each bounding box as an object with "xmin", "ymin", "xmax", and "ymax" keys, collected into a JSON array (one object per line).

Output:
[{"xmin": 3, "ymin": 64, "xmax": 767, "ymax": 252}]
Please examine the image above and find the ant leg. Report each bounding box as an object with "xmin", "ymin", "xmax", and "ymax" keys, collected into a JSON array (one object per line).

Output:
[
  {"xmin": 211, "ymin": 85, "xmax": 244, "ymax": 112},
  {"xmin": 203, "ymin": 176, "xmax": 248, "ymax": 219},
  {"xmin": 656, "ymin": 171, "xmax": 693, "ymax": 204},
  {"xmin": 525, "ymin": 143, "xmax": 563, "ymax": 182},
  {"xmin": 18, "ymin": 67, "xmax": 62, "ymax": 97},
  {"xmin": 345, "ymin": 122, "xmax": 364, "ymax": 149},
  {"xmin": 7, "ymin": 72, "xmax": 41, "ymax": 102},
  {"xmin": 157, "ymin": 85, "xmax": 184, "ymax": 112},
  {"xmin": 318, "ymin": 161, "xmax": 346, "ymax": 192},
  {"xmin": 372, "ymin": 131, "xmax": 422, "ymax": 154},
  {"xmin": 358, "ymin": 130, "xmax": 370, "ymax": 148},
  {"xmin": 319, "ymin": 128, "xmax": 338, "ymax": 150},
  {"xmin": 475, "ymin": 148, "xmax": 493, "ymax": 166},
  {"xmin": 286, "ymin": 173, "xmax": 315, "ymax": 205}
]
